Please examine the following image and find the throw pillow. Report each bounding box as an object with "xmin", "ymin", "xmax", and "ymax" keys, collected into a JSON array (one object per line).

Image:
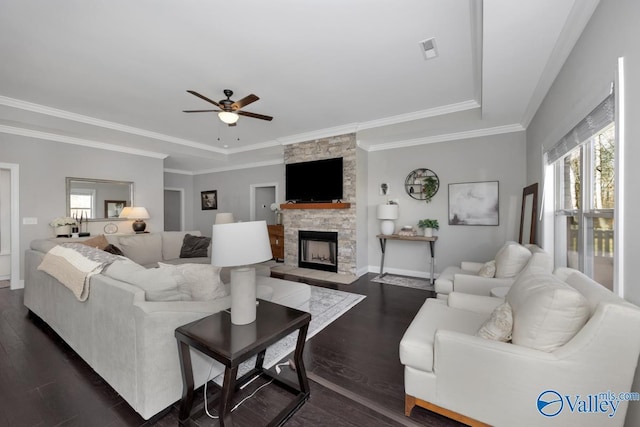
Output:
[
  {"xmin": 476, "ymin": 302, "xmax": 513, "ymax": 342},
  {"xmin": 158, "ymin": 262, "xmax": 228, "ymax": 301},
  {"xmin": 478, "ymin": 260, "xmax": 496, "ymax": 278},
  {"xmin": 494, "ymin": 242, "xmax": 532, "ymax": 278},
  {"xmin": 116, "ymin": 233, "xmax": 163, "ymax": 266},
  {"xmin": 79, "ymin": 234, "xmax": 110, "ymax": 250},
  {"xmin": 507, "ymin": 270, "xmax": 590, "ymax": 352},
  {"xmin": 103, "ymin": 244, "xmax": 124, "ymax": 256},
  {"xmin": 179, "ymin": 234, "xmax": 211, "ymax": 258}
]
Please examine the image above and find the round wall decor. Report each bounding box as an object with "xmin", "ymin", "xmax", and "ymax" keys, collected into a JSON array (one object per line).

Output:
[{"xmin": 405, "ymin": 168, "xmax": 439, "ymax": 202}]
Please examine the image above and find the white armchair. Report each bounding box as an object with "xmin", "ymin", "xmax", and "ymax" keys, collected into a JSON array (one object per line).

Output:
[
  {"xmin": 400, "ymin": 267, "xmax": 640, "ymax": 427},
  {"xmin": 435, "ymin": 242, "xmax": 552, "ymax": 300}
]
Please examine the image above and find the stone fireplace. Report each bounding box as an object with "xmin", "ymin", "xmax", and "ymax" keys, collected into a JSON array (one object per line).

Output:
[
  {"xmin": 282, "ymin": 133, "xmax": 357, "ymax": 275},
  {"xmin": 298, "ymin": 231, "xmax": 338, "ymax": 273}
]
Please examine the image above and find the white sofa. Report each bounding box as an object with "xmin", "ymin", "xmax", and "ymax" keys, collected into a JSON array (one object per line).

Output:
[
  {"xmin": 24, "ymin": 231, "xmax": 311, "ymax": 420},
  {"xmin": 400, "ymin": 265, "xmax": 640, "ymax": 427},
  {"xmin": 434, "ymin": 242, "xmax": 552, "ymax": 300}
]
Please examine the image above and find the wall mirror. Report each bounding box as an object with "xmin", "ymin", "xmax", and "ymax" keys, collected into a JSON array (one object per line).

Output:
[
  {"xmin": 519, "ymin": 183, "xmax": 538, "ymax": 244},
  {"xmin": 66, "ymin": 177, "xmax": 133, "ymax": 221}
]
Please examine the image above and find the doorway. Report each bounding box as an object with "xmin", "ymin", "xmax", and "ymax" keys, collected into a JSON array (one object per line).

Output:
[
  {"xmin": 250, "ymin": 183, "xmax": 278, "ymax": 224},
  {"xmin": 164, "ymin": 188, "xmax": 184, "ymax": 231},
  {"xmin": 0, "ymin": 163, "xmax": 20, "ymax": 289}
]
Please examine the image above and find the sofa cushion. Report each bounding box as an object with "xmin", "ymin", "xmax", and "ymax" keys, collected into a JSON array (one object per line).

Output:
[
  {"xmin": 180, "ymin": 234, "xmax": 211, "ymax": 258},
  {"xmin": 158, "ymin": 262, "xmax": 228, "ymax": 301},
  {"xmin": 494, "ymin": 242, "xmax": 531, "ymax": 278},
  {"xmin": 477, "ymin": 260, "xmax": 496, "ymax": 278},
  {"xmin": 161, "ymin": 231, "xmax": 202, "ymax": 261},
  {"xmin": 476, "ymin": 302, "xmax": 513, "ymax": 342},
  {"xmin": 507, "ymin": 268, "xmax": 590, "ymax": 352},
  {"xmin": 117, "ymin": 234, "xmax": 163, "ymax": 266},
  {"xmin": 105, "ymin": 259, "xmax": 190, "ymax": 301}
]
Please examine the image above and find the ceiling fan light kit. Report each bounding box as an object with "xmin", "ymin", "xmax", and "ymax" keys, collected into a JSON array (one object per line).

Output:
[{"xmin": 218, "ymin": 111, "xmax": 239, "ymax": 124}]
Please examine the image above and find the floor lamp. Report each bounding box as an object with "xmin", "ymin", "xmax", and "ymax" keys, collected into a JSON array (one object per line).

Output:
[{"xmin": 211, "ymin": 221, "xmax": 273, "ymax": 325}]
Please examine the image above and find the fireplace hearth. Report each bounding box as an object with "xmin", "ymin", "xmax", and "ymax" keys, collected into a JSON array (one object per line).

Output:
[{"xmin": 298, "ymin": 231, "xmax": 338, "ymax": 273}]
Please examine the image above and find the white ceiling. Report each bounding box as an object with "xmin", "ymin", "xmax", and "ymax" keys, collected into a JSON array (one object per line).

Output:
[{"xmin": 0, "ymin": 0, "xmax": 599, "ymax": 174}]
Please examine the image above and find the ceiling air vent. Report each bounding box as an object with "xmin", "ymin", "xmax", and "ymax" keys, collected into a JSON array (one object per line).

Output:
[{"xmin": 419, "ymin": 38, "xmax": 438, "ymax": 60}]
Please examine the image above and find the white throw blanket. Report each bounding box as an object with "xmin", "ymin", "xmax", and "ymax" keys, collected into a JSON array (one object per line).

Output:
[{"xmin": 38, "ymin": 243, "xmax": 119, "ymax": 301}]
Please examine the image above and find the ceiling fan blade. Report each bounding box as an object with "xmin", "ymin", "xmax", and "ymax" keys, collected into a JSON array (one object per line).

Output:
[
  {"xmin": 182, "ymin": 109, "xmax": 221, "ymax": 113},
  {"xmin": 237, "ymin": 110, "xmax": 273, "ymax": 121},
  {"xmin": 228, "ymin": 123, "xmax": 237, "ymax": 127},
  {"xmin": 186, "ymin": 90, "xmax": 222, "ymax": 108},
  {"xmin": 231, "ymin": 94, "xmax": 259, "ymax": 110}
]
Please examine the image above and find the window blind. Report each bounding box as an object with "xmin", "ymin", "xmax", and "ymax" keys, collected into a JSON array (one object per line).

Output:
[{"xmin": 546, "ymin": 93, "xmax": 614, "ymax": 164}]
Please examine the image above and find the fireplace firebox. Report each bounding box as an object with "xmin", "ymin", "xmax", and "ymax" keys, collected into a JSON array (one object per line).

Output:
[{"xmin": 298, "ymin": 231, "xmax": 338, "ymax": 273}]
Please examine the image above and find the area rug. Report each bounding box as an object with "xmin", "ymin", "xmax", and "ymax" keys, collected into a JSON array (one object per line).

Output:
[
  {"xmin": 213, "ymin": 285, "xmax": 365, "ymax": 384},
  {"xmin": 371, "ymin": 274, "xmax": 435, "ymax": 291}
]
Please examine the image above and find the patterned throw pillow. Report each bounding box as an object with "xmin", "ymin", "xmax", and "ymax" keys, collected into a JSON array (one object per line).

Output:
[
  {"xmin": 476, "ymin": 302, "xmax": 513, "ymax": 342},
  {"xmin": 478, "ymin": 260, "xmax": 496, "ymax": 278}
]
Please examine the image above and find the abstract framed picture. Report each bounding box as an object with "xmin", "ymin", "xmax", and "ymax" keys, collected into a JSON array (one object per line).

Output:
[
  {"xmin": 448, "ymin": 181, "xmax": 499, "ymax": 226},
  {"xmin": 201, "ymin": 190, "xmax": 217, "ymax": 210}
]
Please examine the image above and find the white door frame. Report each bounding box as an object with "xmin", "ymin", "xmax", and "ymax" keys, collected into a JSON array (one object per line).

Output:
[
  {"xmin": 249, "ymin": 182, "xmax": 279, "ymax": 221},
  {"xmin": 0, "ymin": 163, "xmax": 20, "ymax": 289},
  {"xmin": 164, "ymin": 187, "xmax": 185, "ymax": 231}
]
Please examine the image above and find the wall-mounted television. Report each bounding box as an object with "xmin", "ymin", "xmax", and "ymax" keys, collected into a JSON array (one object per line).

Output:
[{"xmin": 285, "ymin": 157, "xmax": 343, "ymax": 202}]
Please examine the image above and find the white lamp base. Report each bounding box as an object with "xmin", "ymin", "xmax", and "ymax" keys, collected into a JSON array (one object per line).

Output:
[
  {"xmin": 230, "ymin": 267, "xmax": 257, "ymax": 325},
  {"xmin": 380, "ymin": 220, "xmax": 395, "ymax": 235}
]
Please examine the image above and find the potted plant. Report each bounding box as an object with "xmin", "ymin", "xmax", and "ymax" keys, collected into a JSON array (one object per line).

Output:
[
  {"xmin": 49, "ymin": 216, "xmax": 78, "ymax": 237},
  {"xmin": 422, "ymin": 176, "xmax": 438, "ymax": 203},
  {"xmin": 417, "ymin": 219, "xmax": 439, "ymax": 237}
]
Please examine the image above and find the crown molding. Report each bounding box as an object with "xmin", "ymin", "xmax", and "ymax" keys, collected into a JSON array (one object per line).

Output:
[
  {"xmin": 163, "ymin": 168, "xmax": 194, "ymax": 176},
  {"xmin": 360, "ymin": 123, "xmax": 525, "ymax": 152},
  {"xmin": 356, "ymin": 99, "xmax": 480, "ymax": 131},
  {"xmin": 192, "ymin": 158, "xmax": 284, "ymax": 175},
  {"xmin": 0, "ymin": 95, "xmax": 225, "ymax": 154},
  {"xmin": 0, "ymin": 124, "xmax": 168, "ymax": 159},
  {"xmin": 276, "ymin": 124, "xmax": 359, "ymax": 145}
]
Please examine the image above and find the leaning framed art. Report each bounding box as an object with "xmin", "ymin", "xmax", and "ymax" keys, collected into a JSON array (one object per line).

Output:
[{"xmin": 448, "ymin": 181, "xmax": 499, "ymax": 225}]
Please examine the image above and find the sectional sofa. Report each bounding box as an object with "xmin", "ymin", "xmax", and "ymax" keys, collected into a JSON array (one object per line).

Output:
[{"xmin": 24, "ymin": 231, "xmax": 311, "ymax": 420}]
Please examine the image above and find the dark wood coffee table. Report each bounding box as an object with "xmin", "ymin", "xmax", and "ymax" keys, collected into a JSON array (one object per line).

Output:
[{"xmin": 175, "ymin": 299, "xmax": 311, "ymax": 426}]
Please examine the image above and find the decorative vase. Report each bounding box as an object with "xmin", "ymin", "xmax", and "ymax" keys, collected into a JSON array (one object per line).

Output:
[
  {"xmin": 423, "ymin": 228, "xmax": 433, "ymax": 237},
  {"xmin": 55, "ymin": 225, "xmax": 71, "ymax": 237}
]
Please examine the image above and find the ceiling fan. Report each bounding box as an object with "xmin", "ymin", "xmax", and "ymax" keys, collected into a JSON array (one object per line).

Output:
[{"xmin": 183, "ymin": 89, "xmax": 273, "ymax": 126}]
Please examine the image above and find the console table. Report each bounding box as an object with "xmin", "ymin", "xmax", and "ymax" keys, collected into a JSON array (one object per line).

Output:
[
  {"xmin": 175, "ymin": 300, "xmax": 311, "ymax": 426},
  {"xmin": 377, "ymin": 234, "xmax": 438, "ymax": 285}
]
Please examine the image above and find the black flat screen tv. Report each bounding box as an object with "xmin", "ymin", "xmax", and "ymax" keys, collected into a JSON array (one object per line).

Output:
[{"xmin": 285, "ymin": 157, "xmax": 343, "ymax": 202}]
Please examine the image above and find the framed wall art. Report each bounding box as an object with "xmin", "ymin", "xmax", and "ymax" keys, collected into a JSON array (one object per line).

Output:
[
  {"xmin": 104, "ymin": 200, "xmax": 126, "ymax": 218},
  {"xmin": 201, "ymin": 190, "xmax": 217, "ymax": 210},
  {"xmin": 448, "ymin": 181, "xmax": 499, "ymax": 226}
]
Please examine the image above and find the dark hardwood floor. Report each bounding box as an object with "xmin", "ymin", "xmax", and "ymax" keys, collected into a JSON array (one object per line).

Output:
[{"xmin": 0, "ymin": 273, "xmax": 462, "ymax": 426}]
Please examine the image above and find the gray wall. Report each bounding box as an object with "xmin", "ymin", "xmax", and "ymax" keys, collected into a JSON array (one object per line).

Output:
[
  {"xmin": 0, "ymin": 134, "xmax": 165, "ymax": 281},
  {"xmin": 526, "ymin": 3, "xmax": 640, "ymax": 425},
  {"xmin": 527, "ymin": 0, "xmax": 640, "ymax": 304},
  {"xmin": 193, "ymin": 163, "xmax": 284, "ymax": 236},
  {"xmin": 367, "ymin": 131, "xmax": 526, "ymax": 278}
]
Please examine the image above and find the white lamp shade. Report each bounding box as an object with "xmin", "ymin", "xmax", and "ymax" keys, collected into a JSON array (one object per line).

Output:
[
  {"xmin": 211, "ymin": 220, "xmax": 272, "ymax": 267},
  {"xmin": 118, "ymin": 206, "xmax": 133, "ymax": 219},
  {"xmin": 215, "ymin": 212, "xmax": 235, "ymax": 224},
  {"xmin": 218, "ymin": 111, "xmax": 239, "ymax": 124},
  {"xmin": 377, "ymin": 204, "xmax": 399, "ymax": 220},
  {"xmin": 126, "ymin": 207, "xmax": 150, "ymax": 219}
]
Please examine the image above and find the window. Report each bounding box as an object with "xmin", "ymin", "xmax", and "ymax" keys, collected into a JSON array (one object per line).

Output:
[
  {"xmin": 70, "ymin": 189, "xmax": 95, "ymax": 219},
  {"xmin": 551, "ymin": 95, "xmax": 615, "ymax": 290}
]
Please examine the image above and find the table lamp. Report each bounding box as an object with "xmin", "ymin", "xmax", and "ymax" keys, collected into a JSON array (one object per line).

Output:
[
  {"xmin": 118, "ymin": 206, "xmax": 133, "ymax": 220},
  {"xmin": 215, "ymin": 213, "xmax": 235, "ymax": 224},
  {"xmin": 127, "ymin": 207, "xmax": 150, "ymax": 233},
  {"xmin": 377, "ymin": 204, "xmax": 399, "ymax": 235},
  {"xmin": 211, "ymin": 221, "xmax": 272, "ymax": 325}
]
